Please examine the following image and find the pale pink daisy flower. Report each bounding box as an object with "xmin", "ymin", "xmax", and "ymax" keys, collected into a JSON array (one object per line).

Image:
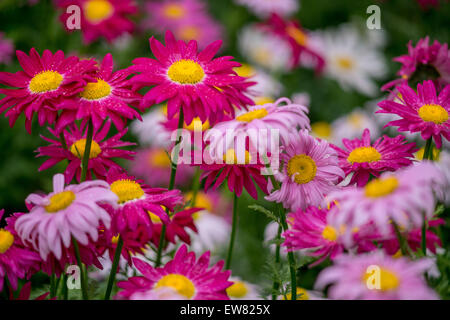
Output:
[
  {"xmin": 0, "ymin": 33, "xmax": 14, "ymax": 65},
  {"xmin": 235, "ymin": 0, "xmax": 299, "ymax": 18},
  {"xmin": 327, "ymin": 162, "xmax": 446, "ymax": 241},
  {"xmin": 315, "ymin": 251, "xmax": 438, "ymax": 300},
  {"xmin": 266, "ymin": 130, "xmax": 344, "ymax": 211},
  {"xmin": 15, "ymin": 174, "xmax": 118, "ymax": 260},
  {"xmin": 116, "ymin": 244, "xmax": 232, "ymax": 300}
]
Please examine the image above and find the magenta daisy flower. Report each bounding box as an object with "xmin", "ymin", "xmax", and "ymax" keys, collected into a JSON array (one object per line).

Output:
[
  {"xmin": 382, "ymin": 37, "xmax": 450, "ymax": 92},
  {"xmin": 0, "ymin": 210, "xmax": 41, "ymax": 292},
  {"xmin": 37, "ymin": 120, "xmax": 135, "ymax": 183},
  {"xmin": 315, "ymin": 251, "xmax": 438, "ymax": 300},
  {"xmin": 0, "ymin": 32, "xmax": 14, "ymax": 65},
  {"xmin": 104, "ymin": 168, "xmax": 184, "ymax": 236},
  {"xmin": 327, "ymin": 162, "xmax": 446, "ymax": 241},
  {"xmin": 377, "ymin": 80, "xmax": 450, "ymax": 148},
  {"xmin": 57, "ymin": 0, "xmax": 137, "ymax": 44},
  {"xmin": 332, "ymin": 129, "xmax": 418, "ymax": 187},
  {"xmin": 266, "ymin": 130, "xmax": 344, "ymax": 211},
  {"xmin": 0, "ymin": 48, "xmax": 96, "ymax": 133},
  {"xmin": 260, "ymin": 14, "xmax": 325, "ymax": 72},
  {"xmin": 116, "ymin": 244, "xmax": 232, "ymax": 300},
  {"xmin": 56, "ymin": 53, "xmax": 141, "ymax": 133},
  {"xmin": 128, "ymin": 30, "xmax": 254, "ymax": 125},
  {"xmin": 283, "ymin": 206, "xmax": 344, "ymax": 266},
  {"xmin": 15, "ymin": 174, "xmax": 117, "ymax": 260},
  {"xmin": 206, "ymin": 97, "xmax": 310, "ymax": 150}
]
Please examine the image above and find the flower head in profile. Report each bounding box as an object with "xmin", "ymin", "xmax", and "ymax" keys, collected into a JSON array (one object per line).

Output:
[
  {"xmin": 266, "ymin": 130, "xmax": 344, "ymax": 211},
  {"xmin": 332, "ymin": 129, "xmax": 418, "ymax": 186},
  {"xmin": 0, "ymin": 48, "xmax": 96, "ymax": 132},
  {"xmin": 377, "ymin": 80, "xmax": 449, "ymax": 148},
  {"xmin": 57, "ymin": 0, "xmax": 137, "ymax": 44},
  {"xmin": 315, "ymin": 251, "xmax": 438, "ymax": 300},
  {"xmin": 0, "ymin": 209, "xmax": 42, "ymax": 292},
  {"xmin": 327, "ymin": 162, "xmax": 445, "ymax": 241},
  {"xmin": 382, "ymin": 37, "xmax": 450, "ymax": 93},
  {"xmin": 56, "ymin": 53, "xmax": 141, "ymax": 133},
  {"xmin": 283, "ymin": 206, "xmax": 344, "ymax": 266},
  {"xmin": 128, "ymin": 30, "xmax": 254, "ymax": 126},
  {"xmin": 15, "ymin": 174, "xmax": 117, "ymax": 260},
  {"xmin": 116, "ymin": 244, "xmax": 232, "ymax": 300},
  {"xmin": 37, "ymin": 120, "xmax": 135, "ymax": 183}
]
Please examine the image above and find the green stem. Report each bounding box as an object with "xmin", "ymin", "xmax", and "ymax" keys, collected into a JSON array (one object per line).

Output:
[
  {"xmin": 422, "ymin": 212, "xmax": 427, "ymax": 256},
  {"xmin": 225, "ymin": 193, "xmax": 239, "ymax": 270},
  {"xmin": 422, "ymin": 138, "xmax": 434, "ymax": 161},
  {"xmin": 80, "ymin": 120, "xmax": 94, "ymax": 182},
  {"xmin": 72, "ymin": 237, "xmax": 88, "ymax": 300},
  {"xmin": 60, "ymin": 272, "xmax": 68, "ymax": 300},
  {"xmin": 155, "ymin": 109, "xmax": 185, "ymax": 267},
  {"xmin": 59, "ymin": 132, "xmax": 68, "ymax": 150},
  {"xmin": 104, "ymin": 236, "xmax": 124, "ymax": 300},
  {"xmin": 272, "ymin": 224, "xmax": 282, "ymax": 300},
  {"xmin": 392, "ymin": 221, "xmax": 408, "ymax": 256}
]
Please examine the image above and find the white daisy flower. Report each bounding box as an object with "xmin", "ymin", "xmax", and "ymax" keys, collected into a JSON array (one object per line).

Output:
[
  {"xmin": 332, "ymin": 108, "xmax": 380, "ymax": 146},
  {"xmin": 235, "ymin": 0, "xmax": 299, "ymax": 18},
  {"xmin": 227, "ymin": 277, "xmax": 262, "ymax": 300},
  {"xmin": 131, "ymin": 105, "xmax": 170, "ymax": 148},
  {"xmin": 189, "ymin": 211, "xmax": 231, "ymax": 254},
  {"xmin": 234, "ymin": 64, "xmax": 283, "ymax": 99}
]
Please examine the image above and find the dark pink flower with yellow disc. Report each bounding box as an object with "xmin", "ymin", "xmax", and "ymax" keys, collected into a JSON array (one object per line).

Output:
[
  {"xmin": 104, "ymin": 168, "xmax": 184, "ymax": 236},
  {"xmin": 332, "ymin": 129, "xmax": 418, "ymax": 187},
  {"xmin": 128, "ymin": 30, "xmax": 254, "ymax": 126},
  {"xmin": 0, "ymin": 48, "xmax": 96, "ymax": 133},
  {"xmin": 56, "ymin": 53, "xmax": 141, "ymax": 133},
  {"xmin": 57, "ymin": 0, "xmax": 137, "ymax": 44},
  {"xmin": 0, "ymin": 209, "xmax": 42, "ymax": 292},
  {"xmin": 37, "ymin": 120, "xmax": 135, "ymax": 183},
  {"xmin": 377, "ymin": 80, "xmax": 450, "ymax": 148},
  {"xmin": 116, "ymin": 244, "xmax": 232, "ymax": 300}
]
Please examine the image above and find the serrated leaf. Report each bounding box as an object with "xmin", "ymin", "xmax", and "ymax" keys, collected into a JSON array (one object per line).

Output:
[{"xmin": 248, "ymin": 204, "xmax": 278, "ymax": 222}]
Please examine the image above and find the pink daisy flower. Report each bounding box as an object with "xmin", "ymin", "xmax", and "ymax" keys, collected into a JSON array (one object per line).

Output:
[
  {"xmin": 260, "ymin": 14, "xmax": 325, "ymax": 72},
  {"xmin": 0, "ymin": 32, "xmax": 14, "ymax": 65},
  {"xmin": 37, "ymin": 120, "xmax": 135, "ymax": 183},
  {"xmin": 332, "ymin": 129, "xmax": 418, "ymax": 187},
  {"xmin": 116, "ymin": 244, "xmax": 232, "ymax": 300},
  {"xmin": 130, "ymin": 147, "xmax": 195, "ymax": 188},
  {"xmin": 266, "ymin": 130, "xmax": 344, "ymax": 211},
  {"xmin": 377, "ymin": 80, "xmax": 450, "ymax": 148},
  {"xmin": 206, "ymin": 97, "xmax": 310, "ymax": 150},
  {"xmin": 327, "ymin": 162, "xmax": 446, "ymax": 241},
  {"xmin": 171, "ymin": 15, "xmax": 223, "ymax": 50},
  {"xmin": 104, "ymin": 168, "xmax": 184, "ymax": 236},
  {"xmin": 382, "ymin": 37, "xmax": 450, "ymax": 92},
  {"xmin": 0, "ymin": 209, "xmax": 42, "ymax": 292},
  {"xmin": 0, "ymin": 48, "xmax": 96, "ymax": 133},
  {"xmin": 56, "ymin": 0, "xmax": 137, "ymax": 44},
  {"xmin": 315, "ymin": 251, "xmax": 438, "ymax": 300},
  {"xmin": 283, "ymin": 206, "xmax": 344, "ymax": 266},
  {"xmin": 56, "ymin": 53, "xmax": 141, "ymax": 133},
  {"xmin": 15, "ymin": 174, "xmax": 118, "ymax": 260},
  {"xmin": 128, "ymin": 30, "xmax": 254, "ymax": 126}
]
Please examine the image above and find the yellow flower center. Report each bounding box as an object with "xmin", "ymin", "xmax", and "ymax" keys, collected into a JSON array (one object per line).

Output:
[
  {"xmin": 29, "ymin": 71, "xmax": 63, "ymax": 93},
  {"xmin": 418, "ymin": 104, "xmax": 448, "ymax": 125},
  {"xmin": 185, "ymin": 192, "xmax": 213, "ymax": 213},
  {"xmin": 79, "ymin": 79, "xmax": 112, "ymax": 100},
  {"xmin": 226, "ymin": 281, "xmax": 248, "ymax": 298},
  {"xmin": 287, "ymin": 154, "xmax": 317, "ymax": 185},
  {"xmin": 283, "ymin": 287, "xmax": 310, "ymax": 300},
  {"xmin": 415, "ymin": 147, "xmax": 440, "ymax": 161},
  {"xmin": 149, "ymin": 150, "xmax": 171, "ymax": 168},
  {"xmin": 254, "ymin": 97, "xmax": 275, "ymax": 105},
  {"xmin": 167, "ymin": 59, "xmax": 205, "ymax": 84},
  {"xmin": 234, "ymin": 64, "xmax": 255, "ymax": 78},
  {"xmin": 347, "ymin": 147, "xmax": 381, "ymax": 164},
  {"xmin": 184, "ymin": 117, "xmax": 210, "ymax": 131},
  {"xmin": 321, "ymin": 225, "xmax": 338, "ymax": 241},
  {"xmin": 0, "ymin": 229, "xmax": 14, "ymax": 254},
  {"xmin": 236, "ymin": 108, "xmax": 269, "ymax": 122},
  {"xmin": 148, "ymin": 211, "xmax": 162, "ymax": 223},
  {"xmin": 286, "ymin": 26, "xmax": 308, "ymax": 46},
  {"xmin": 70, "ymin": 139, "xmax": 102, "ymax": 159},
  {"xmin": 364, "ymin": 176, "xmax": 399, "ymax": 198},
  {"xmin": 223, "ymin": 149, "xmax": 252, "ymax": 165},
  {"xmin": 155, "ymin": 274, "xmax": 195, "ymax": 299},
  {"xmin": 311, "ymin": 122, "xmax": 332, "ymax": 139},
  {"xmin": 163, "ymin": 3, "xmax": 185, "ymax": 19},
  {"xmin": 336, "ymin": 56, "xmax": 354, "ymax": 70},
  {"xmin": 84, "ymin": 0, "xmax": 114, "ymax": 24},
  {"xmin": 254, "ymin": 49, "xmax": 272, "ymax": 66},
  {"xmin": 363, "ymin": 267, "xmax": 400, "ymax": 291},
  {"xmin": 45, "ymin": 191, "xmax": 76, "ymax": 213},
  {"xmin": 179, "ymin": 26, "xmax": 200, "ymax": 41},
  {"xmin": 110, "ymin": 179, "xmax": 145, "ymax": 204},
  {"xmin": 111, "ymin": 235, "xmax": 120, "ymax": 244},
  {"xmin": 348, "ymin": 113, "xmax": 363, "ymax": 128}
]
